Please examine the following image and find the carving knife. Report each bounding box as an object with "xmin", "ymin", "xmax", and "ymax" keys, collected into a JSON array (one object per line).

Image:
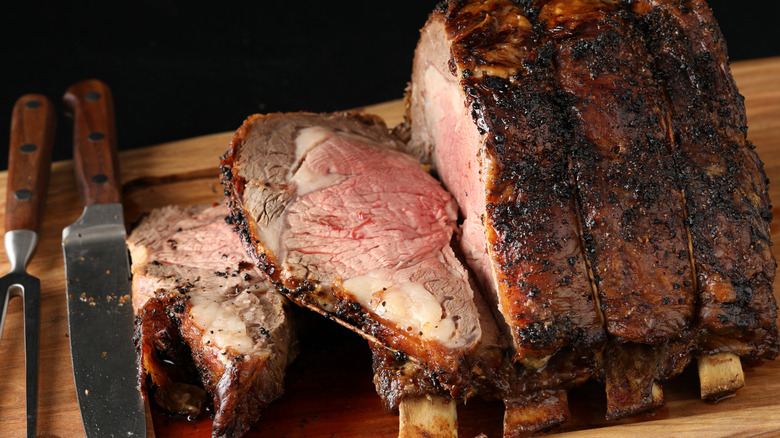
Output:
[
  {"xmin": 62, "ymin": 79, "xmax": 146, "ymax": 437},
  {"xmin": 1, "ymin": 94, "xmax": 55, "ymax": 438}
]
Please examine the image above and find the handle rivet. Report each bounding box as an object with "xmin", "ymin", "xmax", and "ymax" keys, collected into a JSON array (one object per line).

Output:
[
  {"xmin": 91, "ymin": 174, "xmax": 108, "ymax": 184},
  {"xmin": 88, "ymin": 132, "xmax": 105, "ymax": 142},
  {"xmin": 85, "ymin": 92, "xmax": 102, "ymax": 101},
  {"xmin": 25, "ymin": 100, "xmax": 41, "ymax": 109},
  {"xmin": 20, "ymin": 143, "xmax": 37, "ymax": 153},
  {"xmin": 14, "ymin": 189, "xmax": 32, "ymax": 201}
]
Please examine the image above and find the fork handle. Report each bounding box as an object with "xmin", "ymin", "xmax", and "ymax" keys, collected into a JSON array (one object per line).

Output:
[{"xmin": 6, "ymin": 94, "xmax": 55, "ymax": 233}]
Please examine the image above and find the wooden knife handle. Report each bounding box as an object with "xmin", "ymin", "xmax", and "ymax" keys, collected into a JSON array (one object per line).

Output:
[
  {"xmin": 6, "ymin": 94, "xmax": 55, "ymax": 233},
  {"xmin": 63, "ymin": 79, "xmax": 121, "ymax": 206}
]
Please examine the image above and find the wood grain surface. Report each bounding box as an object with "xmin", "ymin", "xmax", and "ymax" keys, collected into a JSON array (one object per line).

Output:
[{"xmin": 1, "ymin": 57, "xmax": 780, "ymax": 438}]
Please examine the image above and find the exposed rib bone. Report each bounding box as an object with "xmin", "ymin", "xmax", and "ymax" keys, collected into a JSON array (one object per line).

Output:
[
  {"xmin": 398, "ymin": 395, "xmax": 458, "ymax": 438},
  {"xmin": 698, "ymin": 353, "xmax": 744, "ymax": 401}
]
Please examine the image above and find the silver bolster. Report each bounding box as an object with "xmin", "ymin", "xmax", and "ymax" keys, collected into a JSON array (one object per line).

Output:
[
  {"xmin": 4, "ymin": 230, "xmax": 38, "ymax": 274},
  {"xmin": 62, "ymin": 204, "xmax": 126, "ymax": 243}
]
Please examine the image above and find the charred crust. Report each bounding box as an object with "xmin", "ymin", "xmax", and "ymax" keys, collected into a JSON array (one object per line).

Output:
[
  {"xmin": 631, "ymin": 0, "xmax": 778, "ymax": 355},
  {"xmin": 444, "ymin": 0, "xmax": 606, "ymax": 362}
]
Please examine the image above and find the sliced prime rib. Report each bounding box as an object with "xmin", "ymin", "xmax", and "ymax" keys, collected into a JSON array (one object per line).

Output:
[
  {"xmin": 220, "ymin": 112, "xmax": 491, "ymax": 398},
  {"xmin": 631, "ymin": 0, "xmax": 778, "ymax": 360},
  {"xmin": 129, "ymin": 204, "xmax": 297, "ymax": 438}
]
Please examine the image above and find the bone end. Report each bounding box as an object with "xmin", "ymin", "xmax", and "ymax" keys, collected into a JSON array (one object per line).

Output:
[
  {"xmin": 698, "ymin": 352, "xmax": 744, "ymax": 401},
  {"xmin": 398, "ymin": 395, "xmax": 458, "ymax": 438}
]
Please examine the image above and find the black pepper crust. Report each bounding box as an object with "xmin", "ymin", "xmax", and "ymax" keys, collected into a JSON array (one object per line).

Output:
[
  {"xmin": 630, "ymin": 0, "xmax": 778, "ymax": 360},
  {"xmin": 532, "ymin": 0, "xmax": 696, "ymax": 345},
  {"xmin": 444, "ymin": 0, "xmax": 605, "ymax": 368}
]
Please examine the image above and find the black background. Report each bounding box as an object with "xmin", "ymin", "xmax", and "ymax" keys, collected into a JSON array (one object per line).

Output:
[{"xmin": 3, "ymin": 1, "xmax": 779, "ymax": 171}]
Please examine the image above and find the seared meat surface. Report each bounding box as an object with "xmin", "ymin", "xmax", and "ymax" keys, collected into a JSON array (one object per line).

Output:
[
  {"xmin": 534, "ymin": 0, "xmax": 695, "ymax": 345},
  {"xmin": 528, "ymin": 0, "xmax": 700, "ymax": 417},
  {"xmin": 130, "ymin": 204, "xmax": 297, "ymax": 438},
  {"xmin": 407, "ymin": 0, "xmax": 604, "ymax": 373},
  {"xmin": 631, "ymin": 0, "xmax": 778, "ymax": 359}
]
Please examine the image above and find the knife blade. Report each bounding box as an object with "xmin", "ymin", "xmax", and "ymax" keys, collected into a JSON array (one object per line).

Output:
[
  {"xmin": 62, "ymin": 79, "xmax": 146, "ymax": 437},
  {"xmin": 1, "ymin": 94, "xmax": 55, "ymax": 438}
]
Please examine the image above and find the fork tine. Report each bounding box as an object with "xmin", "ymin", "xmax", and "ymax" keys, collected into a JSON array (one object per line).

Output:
[
  {"xmin": 24, "ymin": 282, "xmax": 40, "ymax": 438},
  {"xmin": 0, "ymin": 285, "xmax": 10, "ymax": 342}
]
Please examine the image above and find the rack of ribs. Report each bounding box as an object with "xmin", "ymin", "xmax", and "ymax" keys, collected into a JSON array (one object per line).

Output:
[
  {"xmin": 405, "ymin": 0, "xmax": 776, "ymax": 432},
  {"xmin": 630, "ymin": 0, "xmax": 778, "ymax": 399}
]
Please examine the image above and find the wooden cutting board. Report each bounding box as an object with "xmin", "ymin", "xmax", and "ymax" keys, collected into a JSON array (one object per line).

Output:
[{"xmin": 1, "ymin": 57, "xmax": 780, "ymax": 438}]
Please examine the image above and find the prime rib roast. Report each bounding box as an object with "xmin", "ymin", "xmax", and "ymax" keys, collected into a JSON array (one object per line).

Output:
[
  {"xmin": 134, "ymin": 0, "xmax": 777, "ymax": 436},
  {"xmin": 404, "ymin": 0, "xmax": 777, "ymax": 427},
  {"xmin": 129, "ymin": 204, "xmax": 297, "ymax": 438}
]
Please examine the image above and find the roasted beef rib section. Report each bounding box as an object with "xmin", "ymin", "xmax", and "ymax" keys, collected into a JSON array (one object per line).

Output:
[
  {"xmin": 129, "ymin": 204, "xmax": 297, "ymax": 438},
  {"xmin": 406, "ymin": 0, "xmax": 776, "ymax": 425},
  {"xmin": 407, "ymin": 0, "xmax": 605, "ymax": 373},
  {"xmin": 632, "ymin": 0, "xmax": 778, "ymax": 359}
]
